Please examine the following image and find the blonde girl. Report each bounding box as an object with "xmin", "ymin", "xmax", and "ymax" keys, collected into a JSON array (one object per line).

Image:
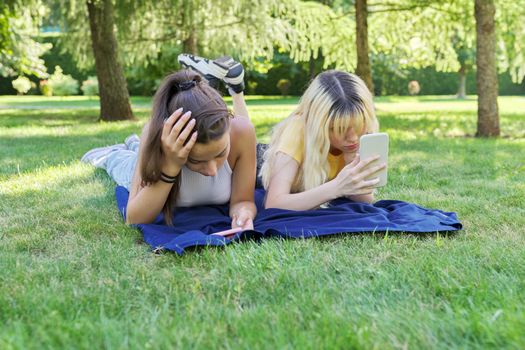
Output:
[{"xmin": 260, "ymin": 70, "xmax": 385, "ymax": 210}]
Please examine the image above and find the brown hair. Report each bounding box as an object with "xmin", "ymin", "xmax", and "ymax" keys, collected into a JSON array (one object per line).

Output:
[{"xmin": 140, "ymin": 70, "xmax": 231, "ymax": 225}]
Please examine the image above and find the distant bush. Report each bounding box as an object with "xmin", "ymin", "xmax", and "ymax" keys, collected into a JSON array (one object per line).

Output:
[
  {"xmin": 276, "ymin": 79, "xmax": 291, "ymax": 96},
  {"xmin": 408, "ymin": 80, "xmax": 421, "ymax": 95},
  {"xmin": 12, "ymin": 76, "xmax": 32, "ymax": 95},
  {"xmin": 48, "ymin": 66, "xmax": 79, "ymax": 96},
  {"xmin": 247, "ymin": 81, "xmax": 258, "ymax": 95},
  {"xmin": 81, "ymin": 76, "xmax": 99, "ymax": 96},
  {"xmin": 39, "ymin": 80, "xmax": 52, "ymax": 96}
]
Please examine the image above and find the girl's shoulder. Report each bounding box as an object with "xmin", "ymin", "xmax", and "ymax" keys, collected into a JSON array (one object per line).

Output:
[
  {"xmin": 230, "ymin": 116, "xmax": 255, "ymax": 141},
  {"xmin": 229, "ymin": 116, "xmax": 256, "ymax": 161}
]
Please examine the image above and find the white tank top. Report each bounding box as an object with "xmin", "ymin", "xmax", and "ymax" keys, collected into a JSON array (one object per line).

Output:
[{"xmin": 176, "ymin": 161, "xmax": 233, "ymax": 207}]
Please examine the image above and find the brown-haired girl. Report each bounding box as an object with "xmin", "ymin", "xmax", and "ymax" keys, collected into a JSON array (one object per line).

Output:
[{"xmin": 83, "ymin": 58, "xmax": 257, "ymax": 229}]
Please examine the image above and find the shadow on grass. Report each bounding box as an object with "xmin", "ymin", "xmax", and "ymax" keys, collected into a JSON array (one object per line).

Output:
[
  {"xmin": 0, "ymin": 128, "xmax": 144, "ymax": 176},
  {"xmin": 0, "ymin": 167, "xmax": 138, "ymax": 253},
  {"xmin": 0, "ymin": 96, "xmax": 152, "ymax": 108},
  {"xmin": 0, "ymin": 108, "xmax": 151, "ymax": 128},
  {"xmin": 3, "ymin": 121, "xmax": 523, "ymax": 179}
]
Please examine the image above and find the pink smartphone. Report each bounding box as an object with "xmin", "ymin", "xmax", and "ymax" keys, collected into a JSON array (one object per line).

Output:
[{"xmin": 211, "ymin": 227, "xmax": 244, "ymax": 237}]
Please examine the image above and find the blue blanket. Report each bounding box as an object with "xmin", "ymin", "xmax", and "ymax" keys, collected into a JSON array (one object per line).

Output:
[{"xmin": 115, "ymin": 186, "xmax": 462, "ymax": 255}]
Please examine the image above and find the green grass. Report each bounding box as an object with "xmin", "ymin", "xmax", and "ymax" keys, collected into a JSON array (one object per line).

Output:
[{"xmin": 1, "ymin": 95, "xmax": 525, "ymax": 349}]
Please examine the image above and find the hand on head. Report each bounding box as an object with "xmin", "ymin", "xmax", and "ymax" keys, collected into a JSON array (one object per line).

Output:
[{"xmin": 160, "ymin": 107, "xmax": 197, "ymax": 176}]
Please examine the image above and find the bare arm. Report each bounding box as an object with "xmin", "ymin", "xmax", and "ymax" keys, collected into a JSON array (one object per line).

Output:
[
  {"xmin": 126, "ymin": 125, "xmax": 173, "ymax": 224},
  {"xmin": 348, "ymin": 193, "xmax": 375, "ymax": 203},
  {"xmin": 229, "ymin": 117, "xmax": 257, "ymax": 229},
  {"xmin": 126, "ymin": 109, "xmax": 196, "ymax": 224},
  {"xmin": 265, "ymin": 153, "xmax": 384, "ymax": 211},
  {"xmin": 264, "ymin": 153, "xmax": 339, "ymax": 210}
]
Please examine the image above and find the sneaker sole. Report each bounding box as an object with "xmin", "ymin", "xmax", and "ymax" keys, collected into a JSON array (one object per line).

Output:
[
  {"xmin": 178, "ymin": 54, "xmax": 228, "ymax": 80},
  {"xmin": 214, "ymin": 56, "xmax": 245, "ymax": 85},
  {"xmin": 224, "ymin": 66, "xmax": 244, "ymax": 85}
]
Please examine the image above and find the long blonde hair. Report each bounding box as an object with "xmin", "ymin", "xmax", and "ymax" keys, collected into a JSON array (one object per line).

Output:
[{"xmin": 260, "ymin": 70, "xmax": 378, "ymax": 192}]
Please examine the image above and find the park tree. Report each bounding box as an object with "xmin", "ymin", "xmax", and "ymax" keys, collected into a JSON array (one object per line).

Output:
[
  {"xmin": 53, "ymin": 0, "xmax": 133, "ymax": 121},
  {"xmin": 354, "ymin": 0, "xmax": 447, "ymax": 94},
  {"xmin": 53, "ymin": 0, "xmax": 295, "ymax": 108},
  {"xmin": 313, "ymin": 0, "xmax": 523, "ymax": 137},
  {"xmin": 426, "ymin": 0, "xmax": 524, "ymax": 136},
  {"xmin": 353, "ymin": 0, "xmax": 453, "ymax": 93},
  {"xmin": 452, "ymin": 31, "xmax": 475, "ymax": 99},
  {"xmin": 474, "ymin": 0, "xmax": 499, "ymax": 137},
  {"xmin": 86, "ymin": 0, "xmax": 133, "ymax": 121},
  {"xmin": 281, "ymin": 0, "xmax": 463, "ymax": 93},
  {"xmin": 355, "ymin": 0, "xmax": 373, "ymax": 92},
  {"xmin": 370, "ymin": 0, "xmax": 524, "ymax": 137}
]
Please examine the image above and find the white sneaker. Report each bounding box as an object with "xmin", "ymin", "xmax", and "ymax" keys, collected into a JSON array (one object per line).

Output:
[
  {"xmin": 215, "ymin": 56, "xmax": 245, "ymax": 94},
  {"xmin": 177, "ymin": 53, "xmax": 229, "ymax": 89}
]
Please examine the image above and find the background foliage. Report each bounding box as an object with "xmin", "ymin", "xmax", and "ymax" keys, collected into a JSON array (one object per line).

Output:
[{"xmin": 1, "ymin": 0, "xmax": 524, "ymax": 96}]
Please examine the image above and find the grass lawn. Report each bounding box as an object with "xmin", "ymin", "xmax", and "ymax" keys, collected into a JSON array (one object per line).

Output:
[{"xmin": 1, "ymin": 95, "xmax": 524, "ymax": 349}]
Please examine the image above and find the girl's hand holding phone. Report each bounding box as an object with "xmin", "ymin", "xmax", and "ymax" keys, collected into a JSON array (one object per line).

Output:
[
  {"xmin": 160, "ymin": 108, "xmax": 198, "ymax": 176},
  {"xmin": 332, "ymin": 154, "xmax": 386, "ymax": 197}
]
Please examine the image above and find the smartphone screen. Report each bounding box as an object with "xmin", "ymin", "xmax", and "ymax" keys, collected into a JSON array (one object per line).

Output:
[{"xmin": 358, "ymin": 133, "xmax": 389, "ymax": 187}]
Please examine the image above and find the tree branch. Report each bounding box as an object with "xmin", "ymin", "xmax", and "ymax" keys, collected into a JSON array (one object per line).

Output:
[
  {"xmin": 329, "ymin": 1, "xmax": 461, "ymax": 19},
  {"xmin": 120, "ymin": 19, "xmax": 246, "ymax": 44}
]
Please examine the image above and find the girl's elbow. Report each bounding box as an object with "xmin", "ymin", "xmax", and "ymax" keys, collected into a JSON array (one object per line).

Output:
[
  {"xmin": 263, "ymin": 198, "xmax": 273, "ymax": 209},
  {"xmin": 125, "ymin": 208, "xmax": 153, "ymax": 225},
  {"xmin": 264, "ymin": 196, "xmax": 284, "ymax": 209},
  {"xmin": 125, "ymin": 216, "xmax": 153, "ymax": 225},
  {"xmin": 125, "ymin": 213, "xmax": 139, "ymax": 225}
]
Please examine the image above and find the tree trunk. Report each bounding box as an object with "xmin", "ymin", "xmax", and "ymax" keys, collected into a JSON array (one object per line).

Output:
[
  {"xmin": 309, "ymin": 56, "xmax": 316, "ymax": 81},
  {"xmin": 87, "ymin": 0, "xmax": 133, "ymax": 121},
  {"xmin": 474, "ymin": 0, "xmax": 499, "ymax": 137},
  {"xmin": 181, "ymin": 2, "xmax": 197, "ymax": 55},
  {"xmin": 355, "ymin": 0, "xmax": 374, "ymax": 94},
  {"xmin": 457, "ymin": 64, "xmax": 467, "ymax": 99},
  {"xmin": 183, "ymin": 30, "xmax": 197, "ymax": 55}
]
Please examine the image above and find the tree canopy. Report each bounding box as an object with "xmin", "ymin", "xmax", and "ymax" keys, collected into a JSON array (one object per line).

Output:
[{"xmin": 0, "ymin": 0, "xmax": 50, "ymax": 78}]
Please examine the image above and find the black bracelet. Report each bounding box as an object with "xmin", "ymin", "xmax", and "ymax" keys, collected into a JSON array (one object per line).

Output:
[
  {"xmin": 160, "ymin": 172, "xmax": 178, "ymax": 183},
  {"xmin": 161, "ymin": 172, "xmax": 177, "ymax": 180}
]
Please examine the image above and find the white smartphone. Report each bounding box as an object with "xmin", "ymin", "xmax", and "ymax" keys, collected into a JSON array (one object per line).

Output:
[{"xmin": 358, "ymin": 133, "xmax": 389, "ymax": 187}]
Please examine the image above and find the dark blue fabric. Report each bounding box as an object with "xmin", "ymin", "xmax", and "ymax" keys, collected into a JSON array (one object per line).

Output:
[{"xmin": 116, "ymin": 186, "xmax": 462, "ymax": 255}]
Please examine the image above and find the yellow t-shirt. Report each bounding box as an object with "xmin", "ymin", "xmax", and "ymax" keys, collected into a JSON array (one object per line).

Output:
[{"xmin": 277, "ymin": 117, "xmax": 346, "ymax": 180}]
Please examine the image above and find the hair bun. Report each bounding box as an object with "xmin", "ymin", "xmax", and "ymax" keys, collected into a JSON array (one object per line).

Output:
[{"xmin": 178, "ymin": 80, "xmax": 197, "ymax": 91}]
